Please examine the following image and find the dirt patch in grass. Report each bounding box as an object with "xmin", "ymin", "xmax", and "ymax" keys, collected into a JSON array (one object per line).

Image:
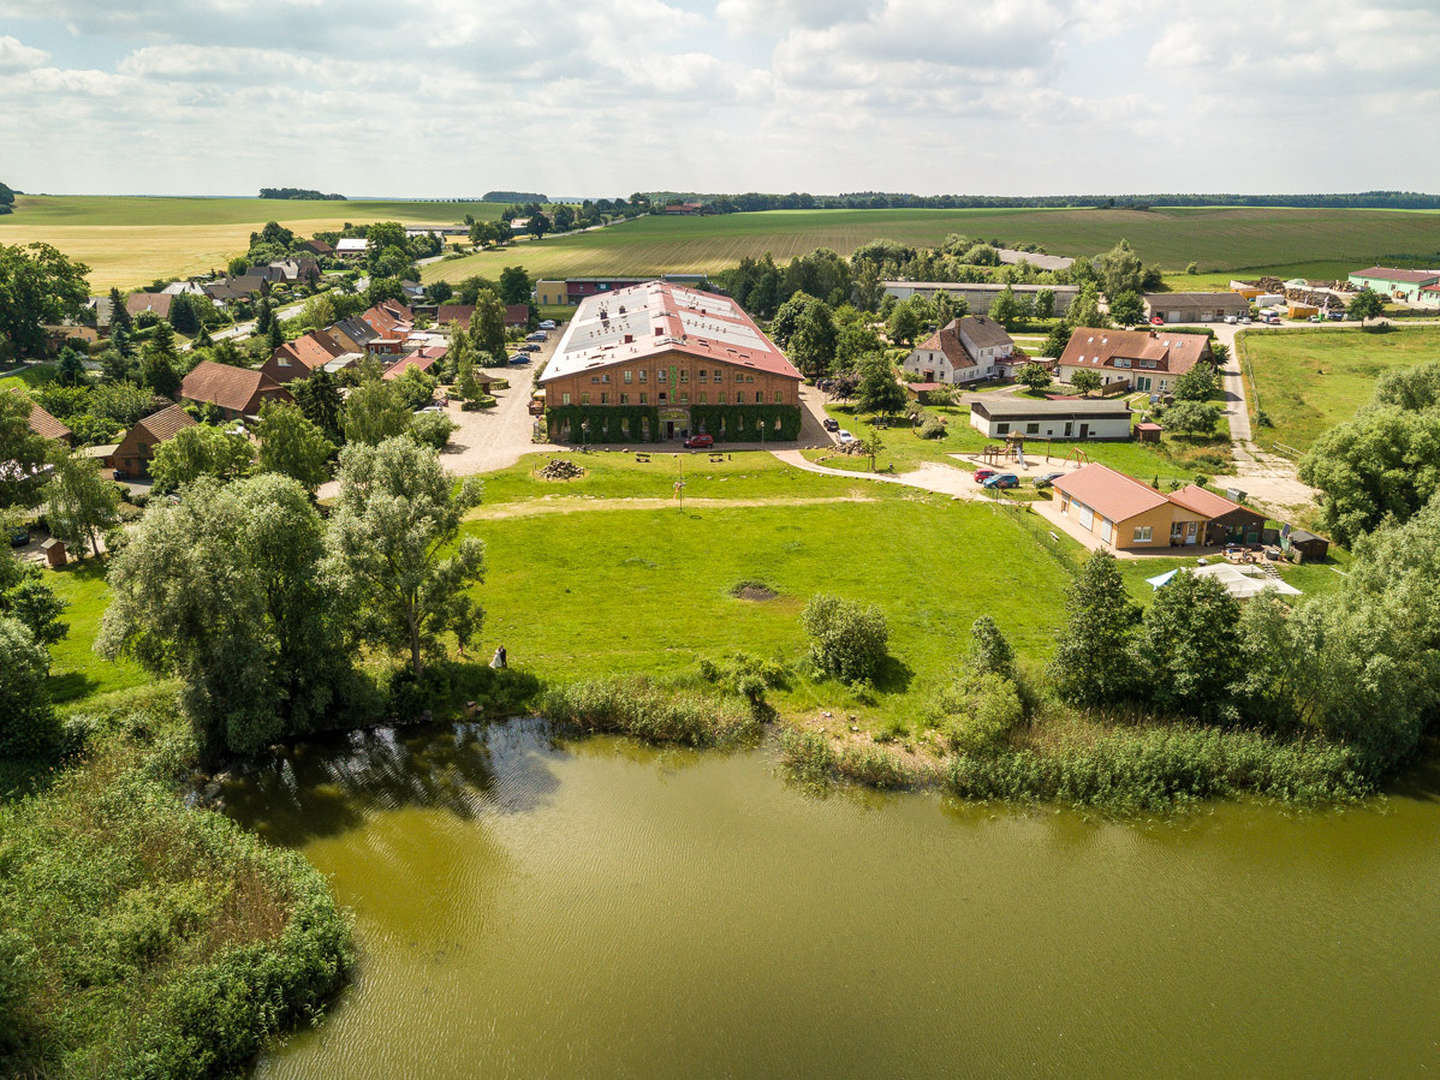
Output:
[{"xmin": 730, "ymin": 581, "xmax": 779, "ymax": 601}]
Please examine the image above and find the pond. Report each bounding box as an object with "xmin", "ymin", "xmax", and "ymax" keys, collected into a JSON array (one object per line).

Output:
[{"xmin": 223, "ymin": 720, "xmax": 1440, "ymax": 1077}]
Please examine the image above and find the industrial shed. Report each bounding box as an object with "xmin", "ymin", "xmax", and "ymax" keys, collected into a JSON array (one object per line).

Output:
[{"xmin": 969, "ymin": 398, "xmax": 1134, "ymax": 440}]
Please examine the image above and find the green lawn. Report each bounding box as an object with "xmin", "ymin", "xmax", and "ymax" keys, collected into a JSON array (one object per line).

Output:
[
  {"xmin": 0, "ymin": 364, "xmax": 58, "ymax": 391},
  {"xmin": 470, "ymin": 486, "xmax": 1081, "ymax": 725},
  {"xmin": 425, "ymin": 206, "xmax": 1440, "ymax": 285},
  {"xmin": 43, "ymin": 559, "xmax": 148, "ymax": 703},
  {"xmin": 3, "ymin": 195, "xmax": 511, "ymax": 227},
  {"xmin": 809, "ymin": 402, "xmax": 1230, "ymax": 484},
  {"xmin": 1240, "ymin": 326, "xmax": 1440, "ymax": 452}
]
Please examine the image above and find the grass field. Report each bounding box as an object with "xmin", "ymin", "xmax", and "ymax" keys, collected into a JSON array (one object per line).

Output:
[
  {"xmin": 0, "ymin": 195, "xmax": 509, "ymax": 291},
  {"xmin": 42, "ymin": 560, "xmax": 147, "ymax": 703},
  {"xmin": 426, "ymin": 206, "xmax": 1440, "ymax": 286},
  {"xmin": 1240, "ymin": 326, "xmax": 1440, "ymax": 452}
]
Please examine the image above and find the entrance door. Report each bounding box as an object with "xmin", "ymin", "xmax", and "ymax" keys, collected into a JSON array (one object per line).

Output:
[
  {"xmin": 666, "ymin": 421, "xmax": 675, "ymax": 439},
  {"xmin": 1170, "ymin": 522, "xmax": 1184, "ymax": 545},
  {"xmin": 1185, "ymin": 521, "xmax": 1199, "ymax": 545},
  {"xmin": 1079, "ymin": 423, "xmax": 1089, "ymax": 438}
]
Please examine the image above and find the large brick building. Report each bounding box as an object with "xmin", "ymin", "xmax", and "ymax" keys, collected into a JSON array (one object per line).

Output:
[{"xmin": 540, "ymin": 280, "xmax": 802, "ymax": 443}]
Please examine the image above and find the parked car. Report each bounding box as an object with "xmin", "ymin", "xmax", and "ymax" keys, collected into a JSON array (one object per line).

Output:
[
  {"xmin": 8, "ymin": 526, "xmax": 29, "ymax": 548},
  {"xmin": 1149, "ymin": 316, "xmax": 1165, "ymax": 326},
  {"xmin": 521, "ymin": 343, "xmax": 541, "ymax": 352},
  {"xmin": 1327, "ymin": 310, "xmax": 1344, "ymax": 320},
  {"xmin": 983, "ymin": 473, "xmax": 1019, "ymax": 489},
  {"xmin": 973, "ymin": 468, "xmax": 997, "ymax": 484},
  {"xmin": 683, "ymin": 433, "xmax": 714, "ymax": 449},
  {"xmin": 538, "ymin": 319, "xmax": 557, "ymax": 330},
  {"xmin": 837, "ymin": 430, "xmax": 856, "ymax": 444},
  {"xmin": 1224, "ymin": 315, "xmax": 1238, "ymax": 324},
  {"xmin": 509, "ymin": 354, "xmax": 529, "ymax": 364},
  {"xmin": 1034, "ymin": 471, "xmax": 1065, "ymax": 489},
  {"xmin": 822, "ymin": 417, "xmax": 840, "ymax": 432},
  {"xmin": 525, "ymin": 331, "xmax": 547, "ymax": 342},
  {"xmin": 1240, "ymin": 316, "xmax": 1252, "ymax": 324}
]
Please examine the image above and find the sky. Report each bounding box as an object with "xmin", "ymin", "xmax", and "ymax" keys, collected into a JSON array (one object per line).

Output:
[{"xmin": 2, "ymin": 0, "xmax": 1438, "ymax": 199}]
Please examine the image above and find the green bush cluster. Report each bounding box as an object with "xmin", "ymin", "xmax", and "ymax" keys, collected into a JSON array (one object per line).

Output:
[
  {"xmin": 0, "ymin": 689, "xmax": 353, "ymax": 1077},
  {"xmin": 945, "ymin": 727, "xmax": 1367, "ymax": 811},
  {"xmin": 778, "ymin": 727, "xmax": 922, "ymax": 790},
  {"xmin": 539, "ymin": 676, "xmax": 762, "ymax": 747},
  {"xmin": 801, "ymin": 594, "xmax": 889, "ymax": 683}
]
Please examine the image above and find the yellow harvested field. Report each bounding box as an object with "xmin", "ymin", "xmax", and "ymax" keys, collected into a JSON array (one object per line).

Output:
[{"xmin": 0, "ymin": 219, "xmax": 354, "ymax": 291}]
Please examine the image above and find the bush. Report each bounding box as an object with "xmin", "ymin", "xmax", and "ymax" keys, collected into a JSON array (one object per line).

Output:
[
  {"xmin": 917, "ymin": 415, "xmax": 947, "ymax": 439},
  {"xmin": 0, "ymin": 617, "xmax": 57, "ymax": 759},
  {"xmin": 801, "ymin": 594, "xmax": 889, "ymax": 683},
  {"xmin": 408, "ymin": 410, "xmax": 457, "ymax": 449}
]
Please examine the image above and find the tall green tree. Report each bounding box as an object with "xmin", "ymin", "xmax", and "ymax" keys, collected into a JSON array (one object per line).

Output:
[
  {"xmin": 342, "ymin": 378, "xmax": 412, "ymax": 445},
  {"xmin": 1015, "ymin": 362, "xmax": 1052, "ymax": 392},
  {"xmin": 1108, "ymin": 290, "xmax": 1144, "ymax": 326},
  {"xmin": 498, "ymin": 266, "xmax": 531, "ymax": 306},
  {"xmin": 1135, "ymin": 571, "xmax": 1242, "ymax": 723},
  {"xmin": 257, "ymin": 400, "xmax": 334, "ymax": 492},
  {"xmin": 1048, "ymin": 551, "xmax": 1139, "ymax": 708},
  {"xmin": 0, "ymin": 391, "xmax": 51, "ymax": 508},
  {"xmin": 789, "ymin": 302, "xmax": 838, "ymax": 379},
  {"xmin": 41, "ymin": 451, "xmax": 120, "ymax": 557},
  {"xmin": 326, "ymin": 437, "xmax": 485, "ymax": 676},
  {"xmin": 149, "ymin": 424, "xmax": 254, "ymax": 492},
  {"xmin": 0, "ymin": 549, "xmax": 66, "ymax": 646},
  {"xmin": 470, "ymin": 288, "xmax": 507, "ymax": 362},
  {"xmin": 293, "ymin": 368, "xmax": 344, "ymax": 443},
  {"xmin": 1347, "ymin": 286, "xmax": 1385, "ymax": 326},
  {"xmin": 0, "ymin": 242, "xmax": 91, "ymax": 358},
  {"xmin": 0, "ymin": 616, "xmax": 57, "ymax": 758},
  {"xmin": 885, "ymin": 300, "xmax": 922, "ymax": 347},
  {"xmin": 989, "ymin": 285, "xmax": 1020, "ymax": 329},
  {"xmin": 856, "ymin": 353, "xmax": 906, "ymax": 419},
  {"xmin": 1096, "ymin": 239, "xmax": 1145, "ymax": 298},
  {"xmin": 99, "ymin": 474, "xmax": 353, "ymax": 759},
  {"xmin": 1070, "ymin": 369, "xmax": 1103, "ymax": 396},
  {"xmin": 107, "ymin": 286, "xmax": 132, "ymax": 334}
]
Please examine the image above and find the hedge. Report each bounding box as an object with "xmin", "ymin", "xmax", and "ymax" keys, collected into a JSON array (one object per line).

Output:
[
  {"xmin": 689, "ymin": 404, "xmax": 802, "ymax": 442},
  {"xmin": 546, "ymin": 404, "xmax": 660, "ymax": 443}
]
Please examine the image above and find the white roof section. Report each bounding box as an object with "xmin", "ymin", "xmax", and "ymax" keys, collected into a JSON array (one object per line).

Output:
[
  {"xmin": 539, "ymin": 279, "xmax": 800, "ymax": 383},
  {"xmin": 1146, "ymin": 564, "xmax": 1301, "ymax": 598},
  {"xmin": 336, "ymin": 238, "xmax": 369, "ymax": 252}
]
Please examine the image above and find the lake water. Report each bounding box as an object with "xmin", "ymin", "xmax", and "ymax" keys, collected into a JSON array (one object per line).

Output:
[{"xmin": 223, "ymin": 719, "xmax": 1440, "ymax": 1078}]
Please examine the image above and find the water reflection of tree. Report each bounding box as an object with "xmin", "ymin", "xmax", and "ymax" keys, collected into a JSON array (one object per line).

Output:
[{"xmin": 223, "ymin": 717, "xmax": 566, "ymax": 845}]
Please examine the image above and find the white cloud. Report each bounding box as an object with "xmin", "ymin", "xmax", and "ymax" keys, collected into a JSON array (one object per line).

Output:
[{"xmin": 0, "ymin": 35, "xmax": 49, "ymax": 71}]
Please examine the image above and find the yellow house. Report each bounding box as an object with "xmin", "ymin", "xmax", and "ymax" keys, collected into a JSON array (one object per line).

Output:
[
  {"xmin": 535, "ymin": 279, "xmax": 567, "ymax": 306},
  {"xmin": 1052, "ymin": 464, "xmax": 1210, "ymax": 550}
]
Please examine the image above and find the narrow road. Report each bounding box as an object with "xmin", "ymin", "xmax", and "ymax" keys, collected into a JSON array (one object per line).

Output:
[{"xmin": 769, "ymin": 449, "xmax": 987, "ymax": 499}]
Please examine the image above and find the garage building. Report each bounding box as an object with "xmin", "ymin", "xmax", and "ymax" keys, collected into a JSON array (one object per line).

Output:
[
  {"xmin": 969, "ymin": 398, "xmax": 1133, "ymax": 440},
  {"xmin": 1142, "ymin": 292, "xmax": 1250, "ymax": 323}
]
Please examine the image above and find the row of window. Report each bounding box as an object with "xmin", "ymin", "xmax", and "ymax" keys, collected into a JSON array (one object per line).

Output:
[
  {"xmin": 561, "ymin": 391, "xmax": 783, "ymax": 406},
  {"xmin": 590, "ymin": 368, "xmax": 760, "ymax": 385}
]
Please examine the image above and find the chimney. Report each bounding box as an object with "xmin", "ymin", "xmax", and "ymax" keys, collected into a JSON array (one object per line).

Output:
[{"xmin": 624, "ymin": 333, "xmax": 633, "ymax": 344}]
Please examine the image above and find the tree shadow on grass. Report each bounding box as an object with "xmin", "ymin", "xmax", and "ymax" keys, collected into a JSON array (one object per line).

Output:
[
  {"xmin": 873, "ymin": 653, "xmax": 915, "ymax": 695},
  {"xmin": 48, "ymin": 671, "xmax": 101, "ymax": 704}
]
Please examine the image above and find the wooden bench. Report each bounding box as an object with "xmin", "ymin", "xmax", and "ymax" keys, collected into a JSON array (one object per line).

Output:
[
  {"xmin": 709, "ymin": 453, "xmax": 727, "ymax": 463},
  {"xmin": 635, "ymin": 453, "xmax": 651, "ymax": 463}
]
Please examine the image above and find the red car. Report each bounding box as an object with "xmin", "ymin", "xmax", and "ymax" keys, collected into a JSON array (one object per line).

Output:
[
  {"xmin": 973, "ymin": 468, "xmax": 996, "ymax": 484},
  {"xmin": 684, "ymin": 434, "xmax": 714, "ymax": 449},
  {"xmin": 1149, "ymin": 315, "xmax": 1165, "ymax": 326}
]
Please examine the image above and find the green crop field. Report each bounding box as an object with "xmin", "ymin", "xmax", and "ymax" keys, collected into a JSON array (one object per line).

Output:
[
  {"xmin": 427, "ymin": 206, "xmax": 1440, "ymax": 286},
  {"xmin": 1241, "ymin": 325, "xmax": 1440, "ymax": 452},
  {"xmin": 0, "ymin": 195, "xmax": 509, "ymax": 291}
]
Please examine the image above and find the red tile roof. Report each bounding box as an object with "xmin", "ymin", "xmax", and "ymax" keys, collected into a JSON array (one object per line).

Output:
[
  {"xmin": 504, "ymin": 304, "xmax": 529, "ymax": 325},
  {"xmin": 1059, "ymin": 327, "xmax": 1209, "ymax": 376},
  {"xmin": 1167, "ymin": 483, "xmax": 1246, "ymax": 518},
  {"xmin": 180, "ymin": 361, "xmax": 287, "ymax": 414},
  {"xmin": 273, "ymin": 330, "xmax": 344, "ymax": 372},
  {"xmin": 382, "ymin": 347, "xmax": 447, "ymax": 380},
  {"xmin": 1352, "ymin": 267, "xmax": 1440, "ymax": 285},
  {"xmin": 135, "ymin": 402, "xmax": 196, "ymax": 441},
  {"xmin": 12, "ymin": 390, "xmax": 71, "ymax": 442},
  {"xmin": 1052, "ymin": 463, "xmax": 1170, "ymax": 523},
  {"xmin": 436, "ymin": 305, "xmax": 475, "ymax": 327},
  {"xmin": 125, "ymin": 292, "xmax": 174, "ymax": 319}
]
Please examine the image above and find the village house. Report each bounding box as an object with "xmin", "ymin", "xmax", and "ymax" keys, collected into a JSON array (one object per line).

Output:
[
  {"xmin": 382, "ymin": 346, "xmax": 447, "ymax": 381},
  {"xmin": 1167, "ymin": 484, "xmax": 1267, "ymax": 547},
  {"xmin": 540, "ymin": 280, "xmax": 802, "ymax": 442},
  {"xmin": 968, "ymin": 398, "xmax": 1133, "ymax": 440},
  {"xmin": 112, "ymin": 403, "xmax": 195, "ymax": 480},
  {"xmin": 13, "ymin": 390, "xmax": 72, "ymax": 446},
  {"xmin": 902, "ymin": 315, "xmax": 1015, "ymax": 385},
  {"xmin": 436, "ymin": 304, "xmax": 476, "ymax": 328},
  {"xmin": 1053, "ymin": 464, "xmax": 1208, "ymax": 550},
  {"xmin": 1142, "ymin": 292, "xmax": 1250, "ymax": 323},
  {"xmin": 1057, "ymin": 327, "xmax": 1211, "ymax": 393},
  {"xmin": 1347, "ymin": 266, "xmax": 1440, "ymax": 306},
  {"xmin": 329, "ymin": 315, "xmax": 380, "ymax": 354},
  {"xmin": 124, "ymin": 292, "xmax": 173, "ymax": 321},
  {"xmin": 534, "ymin": 274, "xmax": 707, "ymax": 307},
  {"xmin": 180, "ymin": 361, "xmax": 293, "ymax": 419},
  {"xmin": 260, "ymin": 330, "xmax": 345, "ymax": 383},
  {"xmin": 505, "ymin": 304, "xmax": 530, "ymax": 328},
  {"xmin": 335, "ymin": 237, "xmax": 369, "ymax": 258}
]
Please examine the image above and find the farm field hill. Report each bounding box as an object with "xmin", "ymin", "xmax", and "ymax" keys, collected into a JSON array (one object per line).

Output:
[
  {"xmin": 1241, "ymin": 325, "xmax": 1440, "ymax": 453},
  {"xmin": 0, "ymin": 195, "xmax": 510, "ymax": 290},
  {"xmin": 426, "ymin": 205, "xmax": 1440, "ymax": 286}
]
